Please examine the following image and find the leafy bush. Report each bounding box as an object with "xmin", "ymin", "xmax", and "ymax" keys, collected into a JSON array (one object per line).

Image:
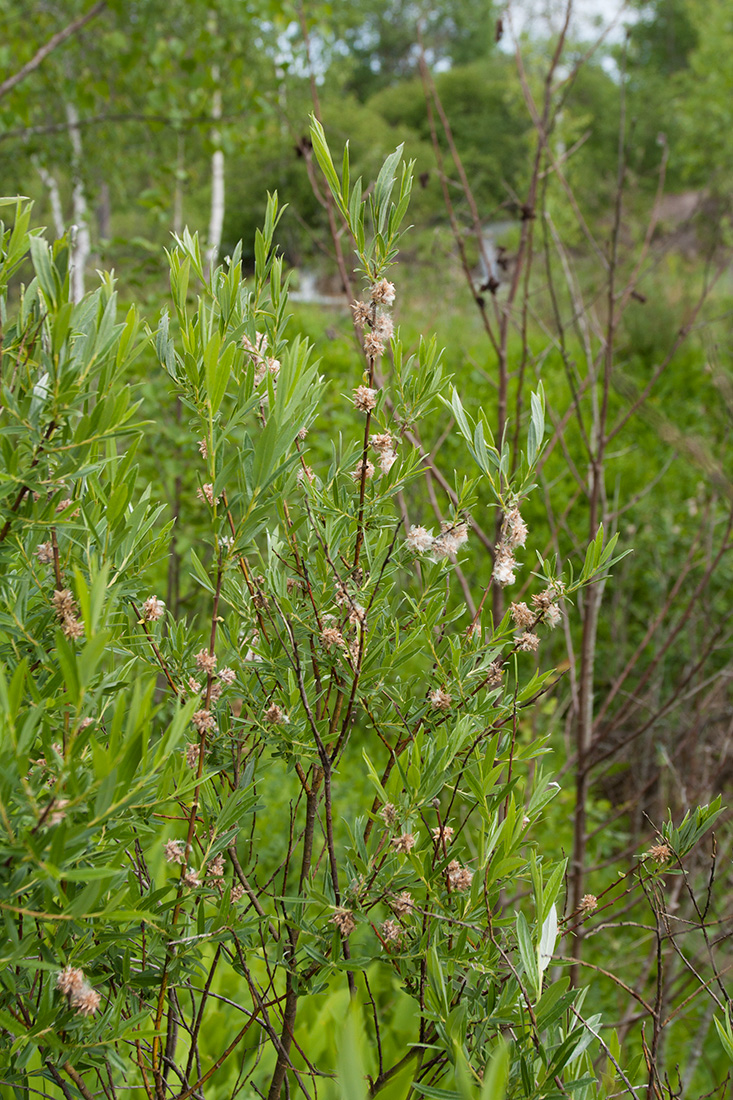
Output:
[{"xmin": 0, "ymin": 128, "xmax": 727, "ymax": 1100}]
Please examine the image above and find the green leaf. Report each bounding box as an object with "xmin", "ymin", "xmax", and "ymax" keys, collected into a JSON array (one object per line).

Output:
[
  {"xmin": 714, "ymin": 1008, "xmax": 733, "ymax": 1061},
  {"xmin": 413, "ymin": 1088, "xmax": 461, "ymax": 1100},
  {"xmin": 536, "ymin": 980, "xmax": 576, "ymax": 1031},
  {"xmin": 539, "ymin": 904, "xmax": 558, "ymax": 976},
  {"xmin": 336, "ymin": 1003, "xmax": 368, "ymax": 1100},
  {"xmin": 211, "ymin": 340, "xmax": 236, "ymax": 414},
  {"xmin": 481, "ymin": 1040, "xmax": 509, "ymax": 1100},
  {"xmin": 454, "ymin": 1042, "xmax": 477, "ymax": 1100},
  {"xmin": 54, "ymin": 630, "xmax": 80, "ymax": 703},
  {"xmin": 527, "ymin": 385, "xmax": 545, "ymax": 467},
  {"xmin": 427, "ymin": 946, "xmax": 451, "ymax": 1018},
  {"xmin": 190, "ymin": 548, "xmax": 216, "ymax": 594},
  {"xmin": 309, "ymin": 116, "xmax": 343, "ymax": 208},
  {"xmin": 204, "ymin": 330, "xmax": 223, "ymax": 406},
  {"xmin": 29, "ymin": 235, "xmax": 58, "ymax": 308},
  {"xmin": 567, "ymin": 1013, "xmax": 603, "ymax": 1064},
  {"xmin": 516, "ymin": 911, "xmax": 540, "ymax": 999},
  {"xmin": 542, "ymin": 859, "xmax": 568, "ymax": 922}
]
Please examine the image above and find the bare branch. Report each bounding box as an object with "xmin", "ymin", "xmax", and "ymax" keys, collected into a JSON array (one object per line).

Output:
[{"xmin": 0, "ymin": 1, "xmax": 107, "ymax": 102}]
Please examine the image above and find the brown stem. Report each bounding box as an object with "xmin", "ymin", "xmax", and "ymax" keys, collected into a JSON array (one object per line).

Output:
[
  {"xmin": 183, "ymin": 944, "xmax": 222, "ymax": 1085},
  {"xmin": 0, "ymin": 419, "xmax": 57, "ymax": 543},
  {"xmin": 266, "ymin": 777, "xmax": 321, "ymax": 1100},
  {"xmin": 62, "ymin": 1061, "xmax": 95, "ymax": 1100},
  {"xmin": 151, "ymin": 553, "xmax": 223, "ymax": 1089},
  {"xmin": 130, "ymin": 600, "xmax": 180, "ymax": 698},
  {"xmin": 353, "ymin": 397, "xmax": 374, "ymax": 573}
]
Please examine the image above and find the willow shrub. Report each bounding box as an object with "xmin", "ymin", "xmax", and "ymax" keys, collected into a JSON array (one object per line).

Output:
[{"xmin": 0, "ymin": 126, "xmax": 724, "ymax": 1100}]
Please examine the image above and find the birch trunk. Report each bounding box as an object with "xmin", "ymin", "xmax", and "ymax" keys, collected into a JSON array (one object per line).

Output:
[
  {"xmin": 205, "ymin": 77, "xmax": 224, "ymax": 279},
  {"xmin": 33, "ymin": 160, "xmax": 65, "ymax": 239},
  {"xmin": 65, "ymin": 101, "xmax": 90, "ymax": 303}
]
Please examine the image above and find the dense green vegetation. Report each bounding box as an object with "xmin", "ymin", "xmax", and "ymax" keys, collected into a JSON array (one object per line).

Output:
[{"xmin": 0, "ymin": 2, "xmax": 732, "ymax": 1098}]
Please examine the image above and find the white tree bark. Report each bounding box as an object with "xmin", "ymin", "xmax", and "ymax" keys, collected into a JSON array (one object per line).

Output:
[
  {"xmin": 205, "ymin": 75, "xmax": 224, "ymax": 279},
  {"xmin": 33, "ymin": 158, "xmax": 65, "ymax": 239},
  {"xmin": 65, "ymin": 100, "xmax": 90, "ymax": 302}
]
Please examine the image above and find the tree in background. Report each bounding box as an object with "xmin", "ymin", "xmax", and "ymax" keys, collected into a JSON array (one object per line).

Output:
[
  {"xmin": 674, "ymin": 0, "xmax": 733, "ymax": 197},
  {"xmin": 316, "ymin": 0, "xmax": 498, "ymax": 100},
  {"xmin": 0, "ymin": 0, "xmax": 286, "ymax": 286},
  {"xmin": 620, "ymin": 0, "xmax": 697, "ymax": 190}
]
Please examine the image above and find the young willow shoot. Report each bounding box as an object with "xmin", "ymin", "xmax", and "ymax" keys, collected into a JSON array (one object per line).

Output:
[{"xmin": 0, "ymin": 128, "xmax": 724, "ymax": 1100}]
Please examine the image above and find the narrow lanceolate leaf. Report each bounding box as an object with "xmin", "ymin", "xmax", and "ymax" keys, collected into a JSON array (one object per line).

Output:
[
  {"xmin": 481, "ymin": 1041, "xmax": 509, "ymax": 1100},
  {"xmin": 539, "ymin": 904, "xmax": 558, "ymax": 976},
  {"xmin": 516, "ymin": 911, "xmax": 540, "ymax": 999},
  {"xmin": 203, "ymin": 330, "xmax": 222, "ymax": 407},
  {"xmin": 714, "ymin": 1009, "xmax": 733, "ymax": 1061},
  {"xmin": 373, "ymin": 144, "xmax": 404, "ymax": 234},
  {"xmin": 542, "ymin": 859, "xmax": 567, "ymax": 922},
  {"xmin": 209, "ymin": 340, "xmax": 236, "ymax": 414},
  {"xmin": 336, "ymin": 1004, "xmax": 369, "ymax": 1100},
  {"xmin": 527, "ymin": 384, "xmax": 545, "ymax": 468},
  {"xmin": 309, "ymin": 116, "xmax": 343, "ymax": 206}
]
